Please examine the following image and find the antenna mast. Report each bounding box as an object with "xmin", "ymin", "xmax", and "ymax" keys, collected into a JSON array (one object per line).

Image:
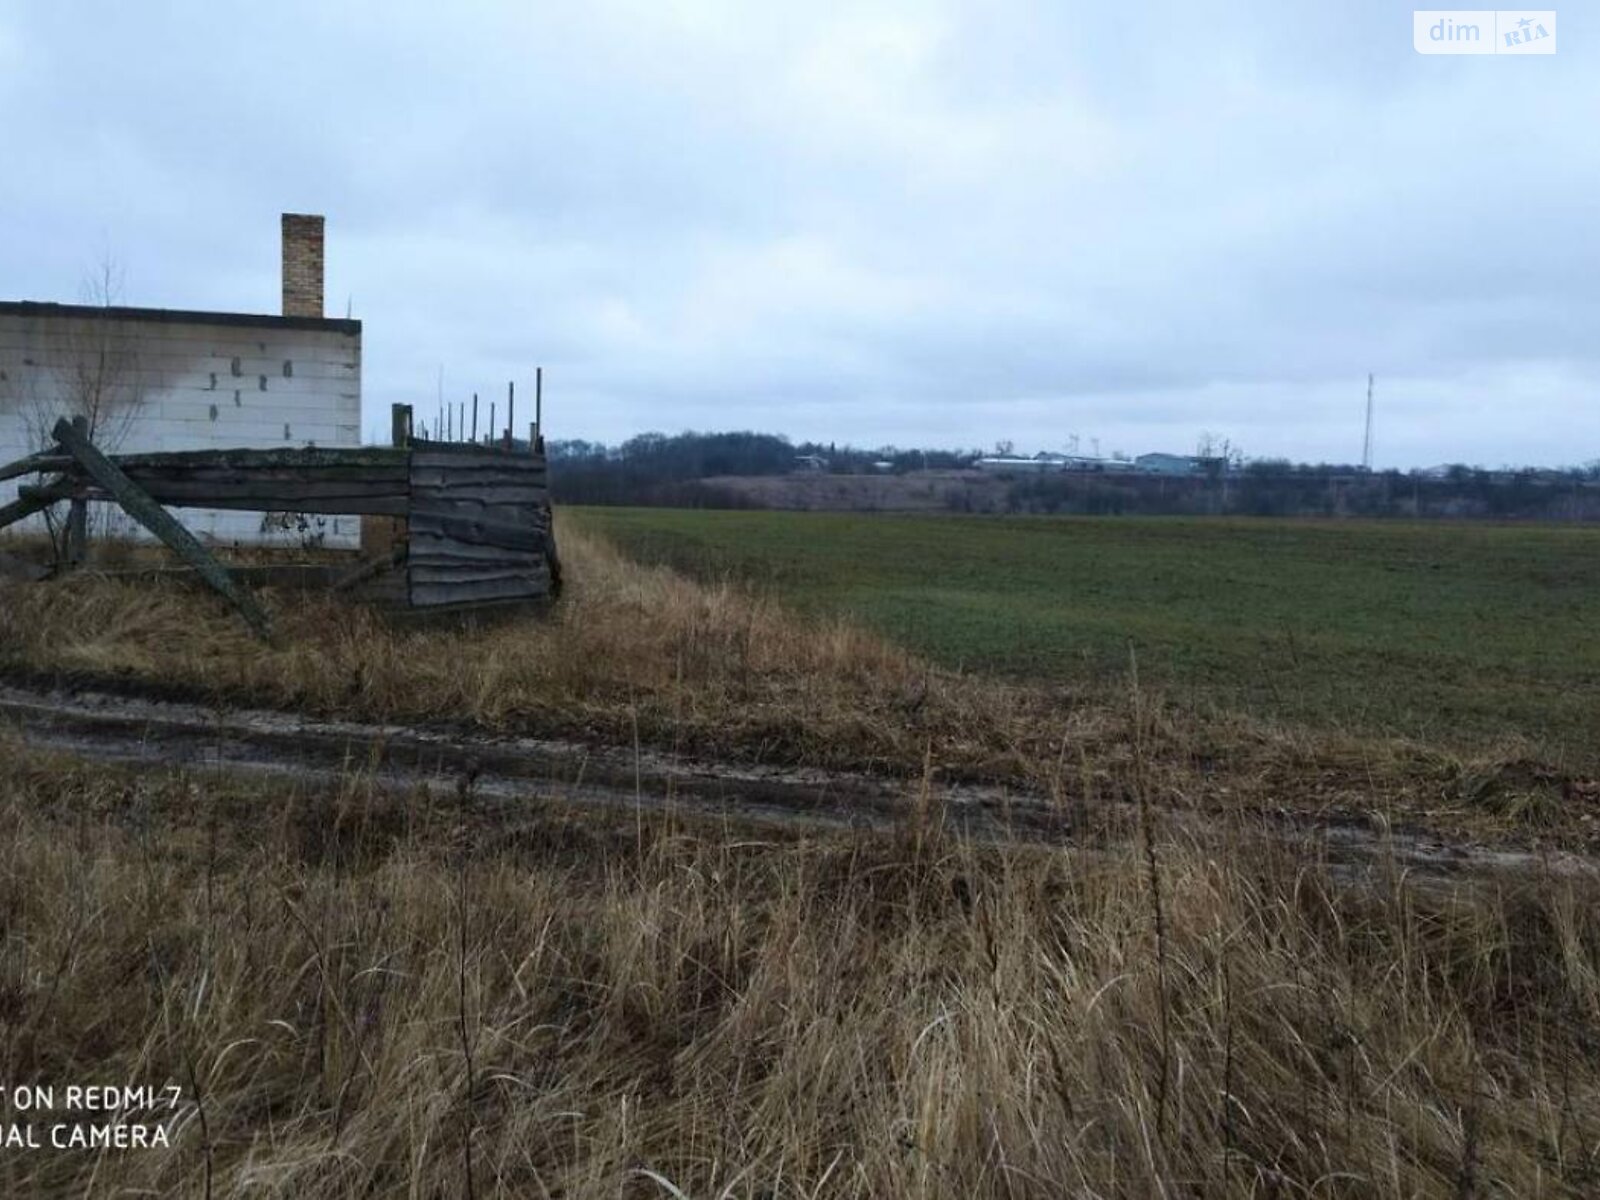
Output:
[{"xmin": 1362, "ymin": 372, "xmax": 1375, "ymax": 471}]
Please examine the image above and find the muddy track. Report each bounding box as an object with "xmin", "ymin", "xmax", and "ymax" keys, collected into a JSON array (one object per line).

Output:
[{"xmin": 1, "ymin": 682, "xmax": 1595, "ymax": 887}]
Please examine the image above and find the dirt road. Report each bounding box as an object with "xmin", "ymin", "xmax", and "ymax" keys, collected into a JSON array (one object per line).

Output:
[{"xmin": 2, "ymin": 681, "xmax": 1593, "ymax": 888}]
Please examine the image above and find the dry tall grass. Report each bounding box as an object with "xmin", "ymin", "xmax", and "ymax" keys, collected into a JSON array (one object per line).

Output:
[
  {"xmin": 0, "ymin": 746, "xmax": 1596, "ymax": 1197},
  {"xmin": 0, "ymin": 523, "xmax": 1588, "ymax": 844},
  {"xmin": 2, "ymin": 526, "xmax": 1598, "ymax": 1195}
]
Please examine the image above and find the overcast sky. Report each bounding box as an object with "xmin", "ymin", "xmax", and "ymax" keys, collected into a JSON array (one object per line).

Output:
[{"xmin": 1, "ymin": 2, "xmax": 1593, "ymax": 467}]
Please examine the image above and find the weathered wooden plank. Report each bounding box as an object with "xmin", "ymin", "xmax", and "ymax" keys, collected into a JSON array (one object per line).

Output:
[
  {"xmin": 59, "ymin": 482, "xmax": 410, "ymax": 520},
  {"xmin": 410, "ymin": 527, "xmax": 544, "ymax": 550},
  {"xmin": 155, "ymin": 497, "xmax": 408, "ymax": 516},
  {"xmin": 0, "ymin": 449, "xmax": 68, "ymax": 483},
  {"xmin": 408, "ymin": 460, "xmax": 546, "ymax": 479},
  {"xmin": 407, "ymin": 511, "xmax": 552, "ymax": 554},
  {"xmin": 407, "ymin": 502, "xmax": 548, "ymax": 531},
  {"xmin": 409, "ymin": 534, "xmax": 544, "ymax": 561},
  {"xmin": 410, "ymin": 485, "xmax": 549, "ymax": 507},
  {"xmin": 409, "ymin": 565, "xmax": 550, "ymax": 587},
  {"xmin": 408, "ymin": 574, "xmax": 550, "ymax": 608},
  {"xmin": 37, "ymin": 449, "xmax": 412, "ymax": 516},
  {"xmin": 411, "ymin": 448, "xmax": 547, "ymax": 472},
  {"xmin": 409, "ymin": 470, "xmax": 548, "ymax": 493},
  {"xmin": 52, "ymin": 418, "xmax": 273, "ymax": 641},
  {"xmin": 125, "ymin": 465, "xmax": 410, "ymax": 485},
  {"xmin": 130, "ymin": 481, "xmax": 409, "ymax": 515},
  {"xmin": 109, "ymin": 446, "xmax": 408, "ymax": 471},
  {"xmin": 409, "ymin": 493, "xmax": 546, "ymax": 512},
  {"xmin": 410, "ymin": 491, "xmax": 548, "ymax": 513},
  {"xmin": 409, "ymin": 550, "xmax": 545, "ymax": 572},
  {"xmin": 410, "ymin": 468, "xmax": 547, "ymax": 487},
  {"xmin": 0, "ymin": 477, "xmax": 73, "ymax": 531},
  {"xmin": 115, "ymin": 463, "xmax": 410, "ymax": 515},
  {"xmin": 134, "ymin": 477, "xmax": 408, "ymax": 495},
  {"xmin": 410, "ymin": 449, "xmax": 544, "ymax": 465}
]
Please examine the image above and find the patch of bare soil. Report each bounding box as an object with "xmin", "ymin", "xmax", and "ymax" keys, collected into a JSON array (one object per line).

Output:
[{"xmin": 5, "ymin": 681, "xmax": 1595, "ymax": 890}]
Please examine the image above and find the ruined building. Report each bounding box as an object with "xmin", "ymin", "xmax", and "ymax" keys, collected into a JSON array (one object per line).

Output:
[{"xmin": 0, "ymin": 214, "xmax": 362, "ymax": 545}]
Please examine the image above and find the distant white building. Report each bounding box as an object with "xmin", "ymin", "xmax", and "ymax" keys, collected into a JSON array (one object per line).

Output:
[
  {"xmin": 0, "ymin": 214, "xmax": 362, "ymax": 546},
  {"xmin": 1135, "ymin": 452, "xmax": 1201, "ymax": 475},
  {"xmin": 975, "ymin": 455, "xmax": 1055, "ymax": 473},
  {"xmin": 975, "ymin": 452, "xmax": 1108, "ymax": 473}
]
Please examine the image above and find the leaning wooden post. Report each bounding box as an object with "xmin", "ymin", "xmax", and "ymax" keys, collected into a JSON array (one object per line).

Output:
[
  {"xmin": 471, "ymin": 393, "xmax": 479, "ymax": 443},
  {"xmin": 63, "ymin": 416, "xmax": 89, "ymax": 568},
  {"xmin": 505, "ymin": 380, "xmax": 515, "ymax": 449},
  {"xmin": 51, "ymin": 418, "xmax": 274, "ymax": 641}
]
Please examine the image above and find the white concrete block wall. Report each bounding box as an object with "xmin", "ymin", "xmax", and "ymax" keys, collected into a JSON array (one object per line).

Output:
[{"xmin": 0, "ymin": 305, "xmax": 362, "ymax": 547}]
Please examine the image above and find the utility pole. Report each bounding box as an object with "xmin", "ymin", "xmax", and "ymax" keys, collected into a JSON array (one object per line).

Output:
[{"xmin": 1363, "ymin": 372, "xmax": 1375, "ymax": 471}]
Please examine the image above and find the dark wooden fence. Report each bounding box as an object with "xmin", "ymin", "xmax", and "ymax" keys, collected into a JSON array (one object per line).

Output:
[
  {"xmin": 0, "ymin": 400, "xmax": 559, "ymax": 637},
  {"xmin": 407, "ymin": 440, "xmax": 554, "ymax": 608}
]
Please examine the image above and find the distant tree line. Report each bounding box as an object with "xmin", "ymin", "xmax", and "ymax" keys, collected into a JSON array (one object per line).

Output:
[
  {"xmin": 547, "ymin": 431, "xmax": 976, "ymax": 505},
  {"xmin": 996, "ymin": 464, "xmax": 1600, "ymax": 521},
  {"xmin": 547, "ymin": 430, "xmax": 1600, "ymax": 520},
  {"xmin": 548, "ymin": 432, "xmax": 794, "ymax": 505}
]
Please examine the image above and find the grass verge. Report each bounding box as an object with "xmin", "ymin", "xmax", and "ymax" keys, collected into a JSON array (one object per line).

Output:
[{"xmin": 0, "ymin": 744, "xmax": 1597, "ymax": 1196}]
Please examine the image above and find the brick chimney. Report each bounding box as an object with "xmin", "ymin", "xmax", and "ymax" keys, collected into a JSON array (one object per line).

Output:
[{"xmin": 280, "ymin": 213, "xmax": 325, "ymax": 318}]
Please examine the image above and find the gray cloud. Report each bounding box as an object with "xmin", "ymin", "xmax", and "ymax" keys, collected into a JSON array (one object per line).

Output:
[{"xmin": 1, "ymin": 0, "xmax": 1594, "ymax": 466}]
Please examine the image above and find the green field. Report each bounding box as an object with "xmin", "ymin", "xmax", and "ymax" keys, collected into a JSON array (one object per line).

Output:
[{"xmin": 573, "ymin": 508, "xmax": 1600, "ymax": 765}]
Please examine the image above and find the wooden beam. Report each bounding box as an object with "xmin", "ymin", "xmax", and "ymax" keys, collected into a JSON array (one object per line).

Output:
[
  {"xmin": 0, "ymin": 449, "xmax": 70, "ymax": 483},
  {"xmin": 406, "ymin": 510, "xmax": 553, "ymax": 555},
  {"xmin": 39, "ymin": 445, "xmax": 405, "ymax": 473},
  {"xmin": 46, "ymin": 447, "xmax": 413, "ymax": 516},
  {"xmin": 116, "ymin": 474, "xmax": 410, "ymax": 515},
  {"xmin": 51, "ymin": 417, "xmax": 274, "ymax": 641},
  {"xmin": 0, "ymin": 477, "xmax": 73, "ymax": 532},
  {"xmin": 409, "ymin": 571, "xmax": 551, "ymax": 608}
]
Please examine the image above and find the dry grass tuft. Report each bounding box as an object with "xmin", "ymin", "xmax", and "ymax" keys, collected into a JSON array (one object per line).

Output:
[{"xmin": 0, "ymin": 747, "xmax": 1596, "ymax": 1196}]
